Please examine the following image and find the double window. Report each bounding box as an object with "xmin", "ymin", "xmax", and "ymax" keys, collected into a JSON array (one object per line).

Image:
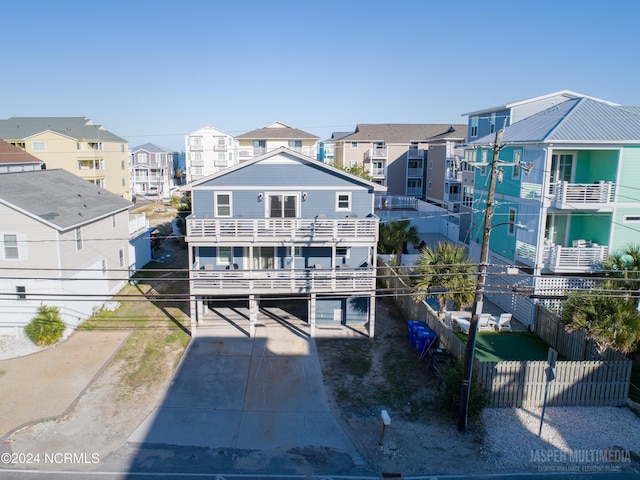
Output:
[{"xmin": 267, "ymin": 194, "xmax": 298, "ymax": 218}]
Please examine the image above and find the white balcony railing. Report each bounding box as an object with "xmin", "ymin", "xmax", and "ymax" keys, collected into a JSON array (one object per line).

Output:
[
  {"xmin": 190, "ymin": 264, "xmax": 376, "ymax": 294},
  {"xmin": 370, "ymin": 166, "xmax": 386, "ymax": 177},
  {"xmin": 374, "ymin": 195, "xmax": 418, "ymax": 210},
  {"xmin": 186, "ymin": 217, "xmax": 378, "ymax": 242},
  {"xmin": 364, "ymin": 147, "xmax": 388, "ymax": 162},
  {"xmin": 129, "ymin": 213, "xmax": 149, "ymax": 236},
  {"xmin": 549, "ymin": 181, "xmax": 615, "ymax": 207},
  {"xmin": 542, "ymin": 244, "xmax": 608, "ymax": 272}
]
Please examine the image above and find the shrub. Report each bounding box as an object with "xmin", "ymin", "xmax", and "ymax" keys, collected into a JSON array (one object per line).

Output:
[
  {"xmin": 433, "ymin": 359, "xmax": 487, "ymax": 421},
  {"xmin": 24, "ymin": 305, "xmax": 66, "ymax": 346}
]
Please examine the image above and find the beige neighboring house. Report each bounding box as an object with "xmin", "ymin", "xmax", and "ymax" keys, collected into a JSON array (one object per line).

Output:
[
  {"xmin": 332, "ymin": 124, "xmax": 467, "ymax": 199},
  {"xmin": 0, "ymin": 138, "xmax": 44, "ymax": 173},
  {"xmin": 235, "ymin": 121, "xmax": 319, "ymax": 161},
  {"xmin": 0, "ymin": 117, "xmax": 131, "ymax": 200},
  {"xmin": 0, "ymin": 169, "xmax": 135, "ymax": 337}
]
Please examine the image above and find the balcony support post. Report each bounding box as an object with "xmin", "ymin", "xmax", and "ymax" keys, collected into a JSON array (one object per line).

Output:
[
  {"xmin": 309, "ymin": 293, "xmax": 316, "ymax": 338},
  {"xmin": 249, "ymin": 294, "xmax": 258, "ymax": 337}
]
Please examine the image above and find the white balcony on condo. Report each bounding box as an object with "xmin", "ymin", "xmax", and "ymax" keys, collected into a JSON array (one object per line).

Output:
[
  {"xmin": 364, "ymin": 146, "xmax": 388, "ymax": 162},
  {"xmin": 186, "ymin": 217, "xmax": 379, "ymax": 244},
  {"xmin": 190, "ymin": 262, "xmax": 376, "ymax": 296},
  {"xmin": 542, "ymin": 241, "xmax": 608, "ymax": 273},
  {"xmin": 548, "ymin": 181, "xmax": 616, "ymax": 209}
]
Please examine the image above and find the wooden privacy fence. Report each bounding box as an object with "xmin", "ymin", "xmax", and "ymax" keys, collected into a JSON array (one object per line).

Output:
[
  {"xmin": 534, "ymin": 304, "xmax": 629, "ymax": 362},
  {"xmin": 476, "ymin": 360, "xmax": 631, "ymax": 407},
  {"xmin": 378, "ymin": 262, "xmax": 466, "ymax": 360},
  {"xmin": 378, "ymin": 259, "xmax": 632, "ymax": 407}
]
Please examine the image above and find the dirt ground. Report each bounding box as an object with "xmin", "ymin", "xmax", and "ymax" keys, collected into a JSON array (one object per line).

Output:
[{"xmin": 316, "ymin": 295, "xmax": 491, "ymax": 476}]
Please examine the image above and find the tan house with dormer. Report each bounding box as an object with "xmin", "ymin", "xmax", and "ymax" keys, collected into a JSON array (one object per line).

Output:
[
  {"xmin": 0, "ymin": 117, "xmax": 131, "ymax": 200},
  {"xmin": 235, "ymin": 121, "xmax": 319, "ymax": 161}
]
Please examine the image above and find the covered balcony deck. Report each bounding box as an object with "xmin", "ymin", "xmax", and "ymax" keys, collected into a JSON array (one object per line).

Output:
[
  {"xmin": 186, "ymin": 216, "xmax": 378, "ymax": 244},
  {"xmin": 549, "ymin": 181, "xmax": 616, "ymax": 209},
  {"xmin": 542, "ymin": 242, "xmax": 608, "ymax": 273},
  {"xmin": 190, "ymin": 262, "xmax": 376, "ymax": 295}
]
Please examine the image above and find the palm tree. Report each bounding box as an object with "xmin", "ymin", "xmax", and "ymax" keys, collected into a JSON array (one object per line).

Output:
[
  {"xmin": 603, "ymin": 243, "xmax": 640, "ymax": 309},
  {"xmin": 562, "ymin": 281, "xmax": 640, "ymax": 355},
  {"xmin": 413, "ymin": 242, "xmax": 476, "ymax": 315},
  {"xmin": 378, "ymin": 220, "xmax": 419, "ymax": 266}
]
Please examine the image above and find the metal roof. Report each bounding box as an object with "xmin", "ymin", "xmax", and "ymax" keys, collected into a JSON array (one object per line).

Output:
[
  {"xmin": 472, "ymin": 98, "xmax": 640, "ymax": 144},
  {"xmin": 0, "ymin": 169, "xmax": 132, "ymax": 230},
  {"xmin": 0, "ymin": 117, "xmax": 127, "ymax": 143}
]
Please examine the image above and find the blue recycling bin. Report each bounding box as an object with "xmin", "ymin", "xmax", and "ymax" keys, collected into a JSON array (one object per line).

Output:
[
  {"xmin": 415, "ymin": 328, "xmax": 438, "ymax": 355},
  {"xmin": 407, "ymin": 320, "xmax": 423, "ymax": 339}
]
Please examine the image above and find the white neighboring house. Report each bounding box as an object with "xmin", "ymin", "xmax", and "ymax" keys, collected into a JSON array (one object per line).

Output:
[
  {"xmin": 130, "ymin": 143, "xmax": 174, "ymax": 199},
  {"xmin": 185, "ymin": 126, "xmax": 238, "ymax": 183},
  {"xmin": 0, "ymin": 169, "xmax": 147, "ymax": 337}
]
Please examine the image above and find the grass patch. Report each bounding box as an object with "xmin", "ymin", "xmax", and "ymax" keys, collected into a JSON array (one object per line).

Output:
[
  {"xmin": 456, "ymin": 332, "xmax": 551, "ymax": 362},
  {"xmin": 78, "ymin": 244, "xmax": 191, "ymax": 398}
]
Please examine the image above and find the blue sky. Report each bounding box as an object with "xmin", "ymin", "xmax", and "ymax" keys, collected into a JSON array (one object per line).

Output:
[{"xmin": 2, "ymin": 0, "xmax": 639, "ymax": 150}]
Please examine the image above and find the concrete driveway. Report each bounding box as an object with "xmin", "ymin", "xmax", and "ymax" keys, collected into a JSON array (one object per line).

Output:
[
  {"xmin": 0, "ymin": 331, "xmax": 130, "ymax": 440},
  {"xmin": 126, "ymin": 308, "xmax": 362, "ymax": 471}
]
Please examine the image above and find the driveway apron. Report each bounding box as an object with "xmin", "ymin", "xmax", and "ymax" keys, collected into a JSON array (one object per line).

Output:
[{"xmin": 127, "ymin": 311, "xmax": 359, "ymax": 459}]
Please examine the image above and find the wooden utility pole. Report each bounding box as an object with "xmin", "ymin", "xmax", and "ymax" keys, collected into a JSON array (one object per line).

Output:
[{"xmin": 457, "ymin": 128, "xmax": 503, "ymax": 432}]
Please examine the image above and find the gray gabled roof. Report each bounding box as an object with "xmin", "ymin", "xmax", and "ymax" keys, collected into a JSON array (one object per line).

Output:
[
  {"xmin": 236, "ymin": 121, "xmax": 319, "ymax": 140},
  {"xmin": 131, "ymin": 142, "xmax": 171, "ymax": 153},
  {"xmin": 337, "ymin": 124, "xmax": 467, "ymax": 143},
  {"xmin": 186, "ymin": 147, "xmax": 386, "ymax": 192},
  {"xmin": 0, "ymin": 117, "xmax": 127, "ymax": 143},
  {"xmin": 472, "ymin": 98, "xmax": 640, "ymax": 145},
  {"xmin": 324, "ymin": 131, "xmax": 353, "ymax": 142},
  {"xmin": 0, "ymin": 169, "xmax": 132, "ymax": 231}
]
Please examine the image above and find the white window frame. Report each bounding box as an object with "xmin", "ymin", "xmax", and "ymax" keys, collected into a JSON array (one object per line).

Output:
[
  {"xmin": 336, "ymin": 247, "xmax": 350, "ymax": 258},
  {"xmin": 138, "ymin": 153, "xmax": 148, "ymax": 163},
  {"xmin": 470, "ymin": 117, "xmax": 479, "ymax": 137},
  {"xmin": 489, "ymin": 112, "xmax": 496, "ymax": 134},
  {"xmin": 623, "ymin": 214, "xmax": 640, "ymax": 223},
  {"xmin": 32, "ymin": 141, "xmax": 46, "ymax": 152},
  {"xmin": 336, "ymin": 192, "xmax": 352, "ymax": 212},
  {"xmin": 215, "ymin": 192, "xmax": 232, "ymax": 217},
  {"xmin": 512, "ymin": 149, "xmax": 522, "ymax": 179},
  {"xmin": 217, "ymin": 246, "xmax": 232, "ymax": 265},
  {"xmin": 266, "ymin": 193, "xmax": 299, "ymax": 218},
  {"xmin": 3, "ymin": 233, "xmax": 19, "ymax": 260},
  {"xmin": 16, "ymin": 285, "xmax": 26, "ymax": 300},
  {"xmin": 351, "ymin": 142, "xmax": 358, "ymax": 149},
  {"xmin": 508, "ymin": 208, "xmax": 517, "ymax": 236}
]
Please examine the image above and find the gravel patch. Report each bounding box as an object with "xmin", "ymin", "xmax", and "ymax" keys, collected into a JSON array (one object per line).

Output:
[
  {"xmin": 0, "ymin": 335, "xmax": 44, "ymax": 360},
  {"xmin": 482, "ymin": 406, "xmax": 640, "ymax": 472}
]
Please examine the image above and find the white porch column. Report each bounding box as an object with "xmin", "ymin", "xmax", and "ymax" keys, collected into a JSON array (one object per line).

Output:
[
  {"xmin": 249, "ymin": 294, "xmax": 258, "ymax": 337},
  {"xmin": 309, "ymin": 293, "xmax": 317, "ymax": 338},
  {"xmin": 190, "ymin": 295, "xmax": 198, "ymax": 338},
  {"xmin": 368, "ymin": 291, "xmax": 376, "ymax": 338}
]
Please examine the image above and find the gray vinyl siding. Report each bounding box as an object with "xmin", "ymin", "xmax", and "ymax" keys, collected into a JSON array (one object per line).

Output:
[
  {"xmin": 193, "ymin": 187, "xmax": 372, "ymax": 218},
  {"xmin": 316, "ymin": 296, "xmax": 369, "ymax": 325},
  {"xmin": 199, "ymin": 163, "xmax": 370, "ymax": 189}
]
